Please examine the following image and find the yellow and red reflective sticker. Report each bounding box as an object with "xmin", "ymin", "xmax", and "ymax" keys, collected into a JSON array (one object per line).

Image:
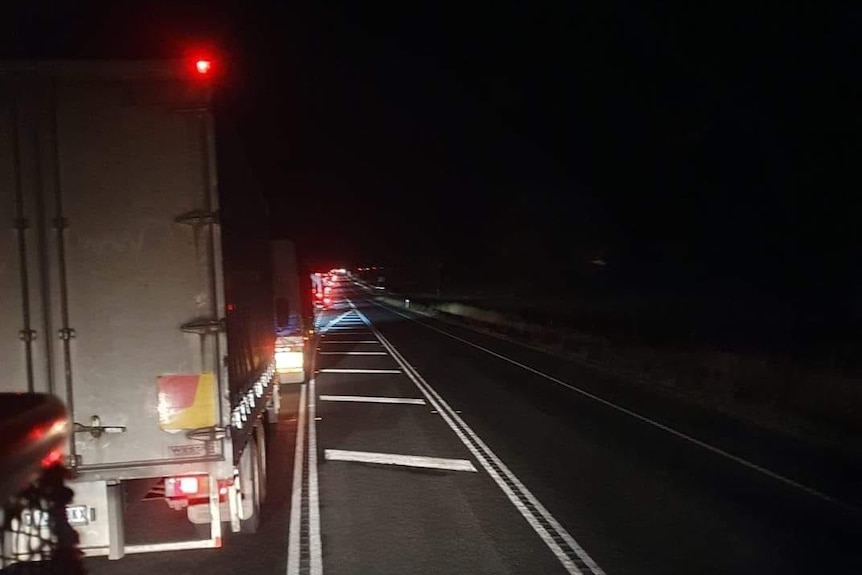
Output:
[{"xmin": 157, "ymin": 373, "xmax": 217, "ymax": 431}]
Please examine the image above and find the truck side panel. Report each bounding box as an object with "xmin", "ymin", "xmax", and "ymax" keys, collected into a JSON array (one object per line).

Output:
[{"xmin": 215, "ymin": 119, "xmax": 274, "ymax": 407}]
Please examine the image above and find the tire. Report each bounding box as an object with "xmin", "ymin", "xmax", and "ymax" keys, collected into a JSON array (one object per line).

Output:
[{"xmin": 240, "ymin": 438, "xmax": 261, "ymax": 534}]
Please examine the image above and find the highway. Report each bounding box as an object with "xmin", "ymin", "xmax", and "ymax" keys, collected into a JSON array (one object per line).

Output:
[{"xmin": 87, "ymin": 278, "xmax": 862, "ymax": 574}]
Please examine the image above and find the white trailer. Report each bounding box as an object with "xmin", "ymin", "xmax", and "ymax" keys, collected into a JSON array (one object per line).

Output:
[{"xmin": 0, "ymin": 59, "xmax": 279, "ymax": 558}]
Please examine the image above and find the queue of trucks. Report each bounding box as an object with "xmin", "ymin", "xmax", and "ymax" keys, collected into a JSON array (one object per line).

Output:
[{"xmin": 0, "ymin": 58, "xmax": 312, "ymax": 559}]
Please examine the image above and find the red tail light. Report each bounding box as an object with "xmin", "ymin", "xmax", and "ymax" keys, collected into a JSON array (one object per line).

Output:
[
  {"xmin": 41, "ymin": 449, "xmax": 64, "ymax": 468},
  {"xmin": 166, "ymin": 475, "xmax": 206, "ymax": 497}
]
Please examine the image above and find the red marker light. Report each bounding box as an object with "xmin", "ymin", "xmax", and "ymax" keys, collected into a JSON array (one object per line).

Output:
[
  {"xmin": 195, "ymin": 59, "xmax": 212, "ymax": 75},
  {"xmin": 41, "ymin": 449, "xmax": 64, "ymax": 468}
]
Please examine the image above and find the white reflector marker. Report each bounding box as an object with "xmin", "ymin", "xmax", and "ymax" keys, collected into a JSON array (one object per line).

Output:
[
  {"xmin": 320, "ymin": 395, "xmax": 426, "ymax": 405},
  {"xmin": 318, "ymin": 368, "xmax": 401, "ymax": 374},
  {"xmin": 325, "ymin": 450, "xmax": 476, "ymax": 472}
]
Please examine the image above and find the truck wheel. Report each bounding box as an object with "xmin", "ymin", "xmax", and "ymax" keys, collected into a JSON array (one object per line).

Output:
[{"xmin": 240, "ymin": 437, "xmax": 261, "ymax": 534}]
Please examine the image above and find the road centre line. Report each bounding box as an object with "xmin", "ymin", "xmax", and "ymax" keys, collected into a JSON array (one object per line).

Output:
[
  {"xmin": 350, "ymin": 301, "xmax": 605, "ymax": 575},
  {"xmin": 318, "ymin": 368, "xmax": 401, "ymax": 374},
  {"xmin": 320, "ymin": 395, "xmax": 426, "ymax": 405},
  {"xmin": 325, "ymin": 449, "xmax": 476, "ymax": 472},
  {"xmin": 371, "ymin": 299, "xmax": 857, "ymax": 514}
]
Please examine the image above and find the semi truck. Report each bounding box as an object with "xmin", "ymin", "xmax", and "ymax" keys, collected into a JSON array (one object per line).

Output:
[
  {"xmin": 272, "ymin": 238, "xmax": 309, "ymax": 385},
  {"xmin": 0, "ymin": 59, "xmax": 303, "ymax": 559}
]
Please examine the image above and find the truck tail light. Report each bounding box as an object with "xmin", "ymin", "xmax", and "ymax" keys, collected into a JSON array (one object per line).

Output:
[
  {"xmin": 165, "ymin": 476, "xmax": 232, "ymax": 502},
  {"xmin": 276, "ymin": 348, "xmax": 304, "ymax": 372},
  {"xmin": 165, "ymin": 475, "xmax": 207, "ymax": 498}
]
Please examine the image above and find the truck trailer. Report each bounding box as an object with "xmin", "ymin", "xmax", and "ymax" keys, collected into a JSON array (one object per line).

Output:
[{"xmin": 0, "ymin": 59, "xmax": 298, "ymax": 558}]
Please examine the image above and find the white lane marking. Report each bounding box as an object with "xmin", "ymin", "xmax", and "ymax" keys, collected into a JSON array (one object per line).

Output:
[
  {"xmin": 286, "ymin": 384, "xmax": 307, "ymax": 575},
  {"xmin": 325, "ymin": 449, "xmax": 477, "ymax": 472},
  {"xmin": 320, "ymin": 395, "xmax": 426, "ymax": 405},
  {"xmin": 351, "ymin": 301, "xmax": 603, "ymax": 575},
  {"xmin": 318, "ymin": 368, "xmax": 401, "ymax": 374},
  {"xmin": 372, "ymin": 300, "xmax": 857, "ymax": 514},
  {"xmin": 308, "ymin": 377, "xmax": 322, "ymax": 575},
  {"xmin": 319, "ymin": 340, "xmax": 382, "ymax": 344},
  {"xmin": 319, "ymin": 351, "xmax": 388, "ymax": 356},
  {"xmin": 320, "ymin": 311, "xmax": 352, "ymax": 332}
]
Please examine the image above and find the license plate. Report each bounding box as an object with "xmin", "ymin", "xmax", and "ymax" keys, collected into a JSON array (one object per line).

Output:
[
  {"xmin": 66, "ymin": 505, "xmax": 90, "ymax": 526},
  {"xmin": 20, "ymin": 505, "xmax": 90, "ymax": 528}
]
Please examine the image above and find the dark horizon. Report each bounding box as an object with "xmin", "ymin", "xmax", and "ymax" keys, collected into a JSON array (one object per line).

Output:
[{"xmin": 4, "ymin": 2, "xmax": 861, "ymax": 319}]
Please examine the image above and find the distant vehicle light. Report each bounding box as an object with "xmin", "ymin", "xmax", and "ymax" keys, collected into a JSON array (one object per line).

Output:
[{"xmin": 195, "ymin": 59, "xmax": 212, "ymax": 75}]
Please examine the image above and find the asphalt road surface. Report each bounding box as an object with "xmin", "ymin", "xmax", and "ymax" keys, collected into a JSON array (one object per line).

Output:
[{"xmin": 86, "ymin": 279, "xmax": 862, "ymax": 575}]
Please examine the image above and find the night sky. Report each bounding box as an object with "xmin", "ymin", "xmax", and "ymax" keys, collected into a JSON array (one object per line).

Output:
[{"xmin": 4, "ymin": 3, "xmax": 862, "ymax": 321}]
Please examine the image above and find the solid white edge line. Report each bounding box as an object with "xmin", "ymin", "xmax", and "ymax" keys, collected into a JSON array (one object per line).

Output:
[
  {"xmin": 286, "ymin": 384, "xmax": 307, "ymax": 575},
  {"xmin": 318, "ymin": 368, "xmax": 401, "ymax": 374},
  {"xmin": 308, "ymin": 377, "xmax": 322, "ymax": 575},
  {"xmin": 349, "ymin": 301, "xmax": 600, "ymax": 575},
  {"xmin": 319, "ymin": 395, "xmax": 426, "ymax": 405},
  {"xmin": 325, "ymin": 449, "xmax": 476, "ymax": 472},
  {"xmin": 372, "ymin": 300, "xmax": 856, "ymax": 513}
]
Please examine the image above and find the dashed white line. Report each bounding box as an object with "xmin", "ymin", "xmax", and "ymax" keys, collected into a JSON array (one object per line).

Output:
[
  {"xmin": 318, "ymin": 351, "xmax": 388, "ymax": 355},
  {"xmin": 319, "ymin": 395, "xmax": 426, "ymax": 405},
  {"xmin": 318, "ymin": 368, "xmax": 401, "ymax": 374},
  {"xmin": 325, "ymin": 449, "xmax": 477, "ymax": 472},
  {"xmin": 319, "ymin": 340, "xmax": 381, "ymax": 344}
]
